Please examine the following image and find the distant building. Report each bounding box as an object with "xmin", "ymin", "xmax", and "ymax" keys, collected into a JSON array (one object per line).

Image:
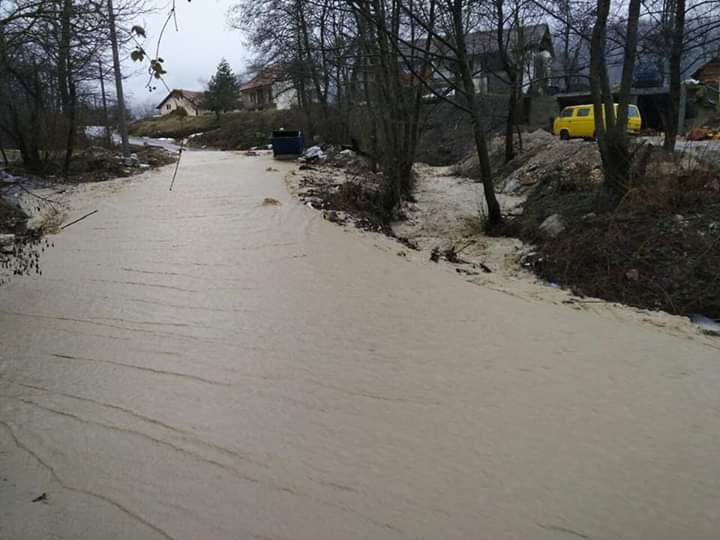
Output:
[
  {"xmin": 156, "ymin": 89, "xmax": 207, "ymax": 116},
  {"xmin": 239, "ymin": 69, "xmax": 297, "ymax": 111},
  {"xmin": 465, "ymin": 24, "xmax": 555, "ymax": 95},
  {"xmin": 693, "ymin": 57, "xmax": 720, "ymax": 85},
  {"xmin": 402, "ymin": 24, "xmax": 554, "ymax": 97}
]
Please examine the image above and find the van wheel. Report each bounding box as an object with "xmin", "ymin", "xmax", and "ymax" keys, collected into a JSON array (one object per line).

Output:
[{"xmin": 560, "ymin": 130, "xmax": 570, "ymax": 141}]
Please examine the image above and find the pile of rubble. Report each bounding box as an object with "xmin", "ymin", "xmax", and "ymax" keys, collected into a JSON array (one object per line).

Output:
[
  {"xmin": 289, "ymin": 145, "xmax": 392, "ymax": 232},
  {"xmin": 66, "ymin": 145, "xmax": 175, "ymax": 181},
  {"xmin": 453, "ymin": 130, "xmax": 601, "ymax": 195},
  {"xmin": 687, "ymin": 127, "xmax": 720, "ymax": 141}
]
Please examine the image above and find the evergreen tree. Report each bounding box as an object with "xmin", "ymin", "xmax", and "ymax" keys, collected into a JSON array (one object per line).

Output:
[{"xmin": 205, "ymin": 59, "xmax": 239, "ymax": 119}]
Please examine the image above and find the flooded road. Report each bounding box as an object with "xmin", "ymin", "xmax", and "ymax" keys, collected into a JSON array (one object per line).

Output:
[{"xmin": 2, "ymin": 151, "xmax": 720, "ymax": 540}]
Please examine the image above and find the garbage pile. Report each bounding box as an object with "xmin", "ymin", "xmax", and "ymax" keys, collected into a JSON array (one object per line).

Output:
[
  {"xmin": 686, "ymin": 127, "xmax": 720, "ymax": 141},
  {"xmin": 291, "ymin": 143, "xmax": 391, "ymax": 232},
  {"xmin": 298, "ymin": 144, "xmax": 365, "ymax": 169}
]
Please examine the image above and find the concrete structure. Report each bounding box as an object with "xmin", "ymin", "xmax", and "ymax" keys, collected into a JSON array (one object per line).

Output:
[{"xmin": 156, "ymin": 89, "xmax": 207, "ymax": 116}]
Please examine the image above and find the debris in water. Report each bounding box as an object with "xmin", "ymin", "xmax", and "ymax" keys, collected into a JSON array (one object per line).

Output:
[
  {"xmin": 262, "ymin": 197, "xmax": 281, "ymax": 207},
  {"xmin": 60, "ymin": 209, "xmax": 98, "ymax": 230},
  {"xmin": 690, "ymin": 314, "xmax": 720, "ymax": 336},
  {"xmin": 32, "ymin": 493, "xmax": 47, "ymax": 503}
]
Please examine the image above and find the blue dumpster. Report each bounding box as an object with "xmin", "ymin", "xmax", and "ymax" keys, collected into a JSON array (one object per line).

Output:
[{"xmin": 271, "ymin": 130, "xmax": 304, "ymax": 159}]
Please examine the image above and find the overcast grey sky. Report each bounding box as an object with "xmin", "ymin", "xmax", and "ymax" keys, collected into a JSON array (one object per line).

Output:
[{"xmin": 123, "ymin": 0, "xmax": 250, "ymax": 111}]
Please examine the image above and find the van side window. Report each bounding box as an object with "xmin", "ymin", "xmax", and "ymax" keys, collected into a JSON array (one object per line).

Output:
[
  {"xmin": 628, "ymin": 106, "xmax": 639, "ymax": 117},
  {"xmin": 577, "ymin": 107, "xmax": 591, "ymax": 117},
  {"xmin": 560, "ymin": 108, "xmax": 574, "ymax": 118}
]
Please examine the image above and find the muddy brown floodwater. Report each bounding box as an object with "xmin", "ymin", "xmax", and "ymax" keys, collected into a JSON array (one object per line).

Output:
[{"xmin": 1, "ymin": 151, "xmax": 720, "ymax": 540}]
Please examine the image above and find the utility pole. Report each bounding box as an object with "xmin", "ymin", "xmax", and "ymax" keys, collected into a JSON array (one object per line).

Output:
[
  {"xmin": 98, "ymin": 59, "xmax": 112, "ymax": 147},
  {"xmin": 107, "ymin": 0, "xmax": 129, "ymax": 156}
]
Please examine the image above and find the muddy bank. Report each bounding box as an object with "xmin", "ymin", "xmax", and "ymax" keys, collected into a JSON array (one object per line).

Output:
[
  {"xmin": 1, "ymin": 145, "xmax": 176, "ymax": 285},
  {"xmin": 512, "ymin": 146, "xmax": 720, "ymax": 319},
  {"xmin": 286, "ymin": 154, "xmax": 392, "ymax": 233},
  {"xmin": 288, "ymin": 133, "xmax": 720, "ymax": 327}
]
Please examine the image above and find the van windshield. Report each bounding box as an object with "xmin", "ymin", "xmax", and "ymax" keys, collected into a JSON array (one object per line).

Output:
[{"xmin": 560, "ymin": 108, "xmax": 574, "ymax": 118}]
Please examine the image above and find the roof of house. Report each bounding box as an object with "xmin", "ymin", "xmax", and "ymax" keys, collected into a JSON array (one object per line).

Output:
[
  {"xmin": 692, "ymin": 57, "xmax": 720, "ymax": 79},
  {"xmin": 465, "ymin": 24, "xmax": 553, "ymax": 56},
  {"xmin": 156, "ymin": 89, "xmax": 204, "ymax": 109},
  {"xmin": 401, "ymin": 24, "xmax": 553, "ymax": 69},
  {"xmin": 239, "ymin": 71, "xmax": 275, "ymax": 92}
]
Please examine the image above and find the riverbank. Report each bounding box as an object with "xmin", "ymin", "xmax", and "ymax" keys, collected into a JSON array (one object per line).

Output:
[
  {"xmin": 285, "ymin": 135, "xmax": 720, "ymax": 335},
  {"xmin": 0, "ymin": 143, "xmax": 176, "ymax": 285},
  {"xmin": 129, "ymin": 110, "xmax": 307, "ymax": 150}
]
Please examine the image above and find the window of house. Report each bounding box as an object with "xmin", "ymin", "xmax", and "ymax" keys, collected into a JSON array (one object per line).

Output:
[
  {"xmin": 560, "ymin": 108, "xmax": 574, "ymax": 117},
  {"xmin": 166, "ymin": 104, "xmax": 171, "ymax": 110},
  {"xmin": 577, "ymin": 107, "xmax": 591, "ymax": 117}
]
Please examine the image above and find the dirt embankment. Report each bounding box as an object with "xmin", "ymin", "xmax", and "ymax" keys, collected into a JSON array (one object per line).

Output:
[
  {"xmin": 129, "ymin": 113, "xmax": 219, "ymax": 139},
  {"xmin": 130, "ymin": 110, "xmax": 309, "ymax": 151},
  {"xmin": 514, "ymin": 145, "xmax": 720, "ymax": 319},
  {"xmin": 1, "ymin": 143, "xmax": 176, "ymax": 284},
  {"xmin": 289, "ymin": 130, "xmax": 720, "ymax": 322},
  {"xmin": 454, "ymin": 130, "xmax": 720, "ymax": 319},
  {"xmin": 286, "ymin": 149, "xmax": 392, "ymax": 233}
]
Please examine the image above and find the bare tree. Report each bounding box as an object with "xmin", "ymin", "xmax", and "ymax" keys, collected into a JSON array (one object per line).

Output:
[
  {"xmin": 349, "ymin": 0, "xmax": 434, "ymax": 208},
  {"xmin": 589, "ymin": 0, "xmax": 643, "ymax": 204}
]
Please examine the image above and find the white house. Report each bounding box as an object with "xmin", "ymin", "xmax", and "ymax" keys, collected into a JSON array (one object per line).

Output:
[
  {"xmin": 239, "ymin": 70, "xmax": 297, "ymax": 111},
  {"xmin": 156, "ymin": 89, "xmax": 207, "ymax": 116}
]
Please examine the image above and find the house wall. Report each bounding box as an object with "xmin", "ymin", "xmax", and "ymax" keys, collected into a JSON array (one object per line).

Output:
[
  {"xmin": 159, "ymin": 95, "xmax": 199, "ymax": 116},
  {"xmin": 698, "ymin": 62, "xmax": 720, "ymax": 84},
  {"xmin": 241, "ymin": 87, "xmax": 274, "ymax": 110},
  {"xmin": 273, "ymin": 82, "xmax": 297, "ymax": 110}
]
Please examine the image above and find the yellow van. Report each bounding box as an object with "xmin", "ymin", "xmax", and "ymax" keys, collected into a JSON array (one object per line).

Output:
[{"xmin": 553, "ymin": 103, "xmax": 642, "ymax": 139}]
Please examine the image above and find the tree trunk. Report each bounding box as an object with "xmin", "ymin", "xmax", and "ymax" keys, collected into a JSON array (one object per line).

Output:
[
  {"xmin": 452, "ymin": 0, "xmax": 503, "ymax": 228},
  {"xmin": 0, "ymin": 143, "xmax": 7, "ymax": 166},
  {"xmin": 99, "ymin": 60, "xmax": 112, "ymax": 146},
  {"xmin": 663, "ymin": 0, "xmax": 686, "ymax": 151},
  {"xmin": 590, "ymin": 0, "xmax": 642, "ymax": 205},
  {"xmin": 504, "ymin": 75, "xmax": 518, "ymax": 163},
  {"xmin": 59, "ymin": 0, "xmax": 75, "ymax": 179},
  {"xmin": 108, "ymin": 0, "xmax": 129, "ymax": 156},
  {"xmin": 62, "ymin": 78, "xmax": 77, "ymax": 178}
]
